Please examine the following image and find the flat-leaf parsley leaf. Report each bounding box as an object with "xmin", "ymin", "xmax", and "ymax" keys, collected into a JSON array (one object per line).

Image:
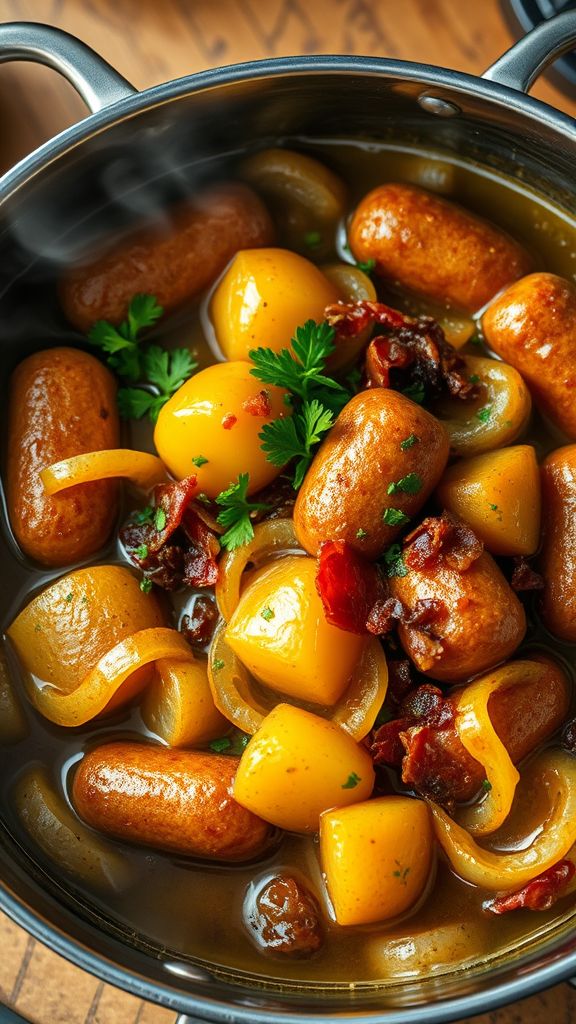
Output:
[
  {"xmin": 215, "ymin": 473, "xmax": 270, "ymax": 550},
  {"xmin": 387, "ymin": 473, "xmax": 423, "ymax": 496},
  {"xmin": 259, "ymin": 398, "xmax": 334, "ymax": 489}
]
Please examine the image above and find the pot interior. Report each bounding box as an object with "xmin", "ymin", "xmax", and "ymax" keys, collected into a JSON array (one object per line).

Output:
[{"xmin": 1, "ymin": 66, "xmax": 576, "ymax": 1020}]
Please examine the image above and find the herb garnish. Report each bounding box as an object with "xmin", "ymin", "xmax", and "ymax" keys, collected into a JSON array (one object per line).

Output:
[
  {"xmin": 215, "ymin": 473, "xmax": 270, "ymax": 550},
  {"xmin": 140, "ymin": 578, "xmax": 153, "ymax": 594},
  {"xmin": 476, "ymin": 405, "xmax": 492, "ymax": 424},
  {"xmin": 481, "ymin": 779, "xmax": 492, "ymax": 793},
  {"xmin": 261, "ymin": 607, "xmax": 275, "ymax": 621},
  {"xmin": 212, "ymin": 658, "xmax": 225, "ymax": 672},
  {"xmin": 192, "ymin": 455, "xmax": 209, "ymax": 467},
  {"xmin": 387, "ymin": 473, "xmax": 423, "ymax": 496},
  {"xmin": 259, "ymin": 399, "xmax": 334, "ymax": 489},
  {"xmin": 209, "ymin": 737, "xmax": 232, "ymax": 753},
  {"xmin": 356, "ymin": 528, "xmax": 368, "ymax": 540},
  {"xmin": 154, "ymin": 507, "xmax": 167, "ymax": 532},
  {"xmin": 382, "ymin": 543, "xmax": 408, "ymax": 578},
  {"xmin": 355, "ymin": 258, "xmax": 376, "ymax": 275},
  {"xmin": 401, "ymin": 381, "xmax": 426, "ymax": 405},
  {"xmin": 342, "ymin": 772, "xmax": 361, "ymax": 789},
  {"xmin": 400, "ymin": 433, "xmax": 419, "ymax": 450},
  {"xmin": 382, "ymin": 508, "xmax": 410, "ymax": 527}
]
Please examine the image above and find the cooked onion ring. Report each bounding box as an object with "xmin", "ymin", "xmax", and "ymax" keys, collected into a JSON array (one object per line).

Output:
[
  {"xmin": 208, "ymin": 620, "xmax": 387, "ymax": 740},
  {"xmin": 431, "ymin": 749, "xmax": 576, "ymax": 891},
  {"xmin": 41, "ymin": 449, "xmax": 168, "ymax": 494},
  {"xmin": 215, "ymin": 518, "xmax": 300, "ymax": 621},
  {"xmin": 26, "ymin": 627, "xmax": 193, "ymax": 727}
]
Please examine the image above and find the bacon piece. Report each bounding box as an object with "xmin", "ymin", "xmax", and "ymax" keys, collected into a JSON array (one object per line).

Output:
[
  {"xmin": 222, "ymin": 413, "xmax": 237, "ymax": 429},
  {"xmin": 366, "ymin": 597, "xmax": 404, "ymax": 636},
  {"xmin": 400, "ymin": 723, "xmax": 479, "ymax": 807},
  {"xmin": 242, "ymin": 390, "xmax": 272, "ymax": 417},
  {"xmin": 404, "ymin": 513, "xmax": 483, "ymax": 573},
  {"xmin": 180, "ymin": 596, "xmax": 219, "ymax": 650},
  {"xmin": 316, "ymin": 540, "xmax": 383, "ymax": 635},
  {"xmin": 182, "ymin": 509, "xmax": 220, "ymax": 587},
  {"xmin": 484, "ymin": 861, "xmax": 575, "ymax": 914},
  {"xmin": 324, "ymin": 299, "xmax": 476, "ymax": 401},
  {"xmin": 399, "ymin": 684, "xmax": 453, "ymax": 727},
  {"xmin": 152, "ymin": 476, "xmax": 199, "ymax": 552},
  {"xmin": 371, "ymin": 718, "xmax": 411, "ymax": 766},
  {"xmin": 511, "ymin": 556, "xmax": 544, "ymax": 592}
]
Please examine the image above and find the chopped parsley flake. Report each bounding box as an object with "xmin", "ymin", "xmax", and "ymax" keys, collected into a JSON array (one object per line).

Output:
[
  {"xmin": 356, "ymin": 528, "xmax": 368, "ymax": 540},
  {"xmin": 140, "ymin": 578, "xmax": 153, "ymax": 594},
  {"xmin": 134, "ymin": 543, "xmax": 149, "ymax": 559},
  {"xmin": 342, "ymin": 772, "xmax": 361, "ymax": 789},
  {"xmin": 355, "ymin": 258, "xmax": 376, "ymax": 275},
  {"xmin": 400, "ymin": 433, "xmax": 419, "ymax": 450},
  {"xmin": 213, "ymin": 659, "xmax": 225, "ymax": 672},
  {"xmin": 476, "ymin": 406, "xmax": 492, "ymax": 424},
  {"xmin": 133, "ymin": 506, "xmax": 154, "ymax": 525},
  {"xmin": 304, "ymin": 230, "xmax": 322, "ymax": 248},
  {"xmin": 481, "ymin": 779, "xmax": 492, "ymax": 793},
  {"xmin": 469, "ymin": 374, "xmax": 481, "ymax": 384},
  {"xmin": 387, "ymin": 473, "xmax": 423, "ymax": 496},
  {"xmin": 209, "ymin": 737, "xmax": 232, "ymax": 753},
  {"xmin": 382, "ymin": 507, "xmax": 410, "ymax": 527},
  {"xmin": 383, "ymin": 543, "xmax": 408, "ymax": 578},
  {"xmin": 192, "ymin": 455, "xmax": 209, "ymax": 467},
  {"xmin": 489, "ymin": 503, "xmax": 499, "ymax": 512},
  {"xmin": 154, "ymin": 507, "xmax": 167, "ymax": 531},
  {"xmin": 261, "ymin": 607, "xmax": 275, "ymax": 621},
  {"xmin": 401, "ymin": 381, "xmax": 425, "ymax": 405},
  {"xmin": 215, "ymin": 473, "xmax": 270, "ymax": 550},
  {"xmin": 65, "ymin": 592, "xmax": 73, "ymax": 603}
]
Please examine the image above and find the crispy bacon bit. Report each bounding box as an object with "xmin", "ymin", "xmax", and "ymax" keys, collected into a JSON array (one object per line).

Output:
[
  {"xmin": 387, "ymin": 659, "xmax": 415, "ymax": 704},
  {"xmin": 324, "ymin": 299, "xmax": 476, "ymax": 401},
  {"xmin": 405, "ymin": 598, "xmax": 447, "ymax": 634},
  {"xmin": 399, "ymin": 684, "xmax": 453, "ymax": 727},
  {"xmin": 242, "ymin": 390, "xmax": 272, "ymax": 417},
  {"xmin": 222, "ymin": 413, "xmax": 237, "ymax": 429},
  {"xmin": 484, "ymin": 861, "xmax": 575, "ymax": 914},
  {"xmin": 121, "ymin": 475, "xmax": 220, "ymax": 592},
  {"xmin": 316, "ymin": 540, "xmax": 383, "ymax": 635},
  {"xmin": 371, "ymin": 718, "xmax": 411, "ymax": 766},
  {"xmin": 366, "ymin": 597, "xmax": 404, "ymax": 636},
  {"xmin": 511, "ymin": 556, "xmax": 545, "ymax": 592},
  {"xmin": 180, "ymin": 596, "xmax": 219, "ymax": 650},
  {"xmin": 399, "ymin": 723, "xmax": 478, "ymax": 806},
  {"xmin": 404, "ymin": 513, "xmax": 483, "ymax": 573}
]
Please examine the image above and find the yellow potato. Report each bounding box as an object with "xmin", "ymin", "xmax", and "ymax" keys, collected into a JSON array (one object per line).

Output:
[
  {"xmin": 209, "ymin": 248, "xmax": 341, "ymax": 362},
  {"xmin": 141, "ymin": 658, "xmax": 229, "ymax": 747},
  {"xmin": 320, "ymin": 797, "xmax": 433, "ymax": 926},
  {"xmin": 241, "ymin": 147, "xmax": 347, "ymax": 254},
  {"xmin": 0, "ymin": 646, "xmax": 27, "ymax": 744},
  {"xmin": 225, "ymin": 555, "xmax": 366, "ymax": 706},
  {"xmin": 433, "ymin": 355, "xmax": 531, "ymax": 456},
  {"xmin": 233, "ymin": 703, "xmax": 374, "ymax": 832},
  {"xmin": 154, "ymin": 360, "xmax": 288, "ymax": 496},
  {"xmin": 436, "ymin": 445, "xmax": 541, "ymax": 556}
]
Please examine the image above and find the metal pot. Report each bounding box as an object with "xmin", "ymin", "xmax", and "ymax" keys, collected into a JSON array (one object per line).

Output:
[{"xmin": 1, "ymin": 14, "xmax": 576, "ymax": 1024}]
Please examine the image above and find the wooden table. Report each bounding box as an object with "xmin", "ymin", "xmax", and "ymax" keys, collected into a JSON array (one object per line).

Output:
[{"xmin": 1, "ymin": 1, "xmax": 576, "ymax": 1021}]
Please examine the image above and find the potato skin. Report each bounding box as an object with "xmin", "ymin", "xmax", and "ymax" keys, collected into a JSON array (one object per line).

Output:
[
  {"xmin": 390, "ymin": 552, "xmax": 526, "ymax": 682},
  {"xmin": 72, "ymin": 742, "xmax": 274, "ymax": 861},
  {"xmin": 293, "ymin": 390, "xmax": 450, "ymax": 559},
  {"xmin": 540, "ymin": 445, "xmax": 576, "ymax": 641},
  {"xmin": 349, "ymin": 183, "xmax": 532, "ymax": 314},
  {"xmin": 6, "ymin": 348, "xmax": 119, "ymax": 567},
  {"xmin": 482, "ymin": 272, "xmax": 576, "ymax": 440},
  {"xmin": 60, "ymin": 184, "xmax": 274, "ymax": 332}
]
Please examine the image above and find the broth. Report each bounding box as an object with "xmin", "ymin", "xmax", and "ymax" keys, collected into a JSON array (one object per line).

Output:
[{"xmin": 2, "ymin": 139, "xmax": 576, "ymax": 987}]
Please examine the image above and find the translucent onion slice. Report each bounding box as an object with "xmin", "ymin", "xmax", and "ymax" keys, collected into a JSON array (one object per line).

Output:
[
  {"xmin": 208, "ymin": 620, "xmax": 387, "ymax": 740},
  {"xmin": 40, "ymin": 449, "xmax": 168, "ymax": 495},
  {"xmin": 14, "ymin": 768, "xmax": 130, "ymax": 891},
  {"xmin": 430, "ymin": 748, "xmax": 576, "ymax": 891},
  {"xmin": 215, "ymin": 518, "xmax": 299, "ymax": 621},
  {"xmin": 453, "ymin": 662, "xmax": 539, "ymax": 836},
  {"xmin": 26, "ymin": 627, "xmax": 193, "ymax": 727}
]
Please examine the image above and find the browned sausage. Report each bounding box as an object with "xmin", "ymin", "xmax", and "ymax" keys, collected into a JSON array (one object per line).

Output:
[
  {"xmin": 482, "ymin": 273, "xmax": 576, "ymax": 440},
  {"xmin": 243, "ymin": 874, "xmax": 324, "ymax": 957},
  {"xmin": 540, "ymin": 445, "xmax": 576, "ymax": 640},
  {"xmin": 398, "ymin": 658, "xmax": 570, "ymax": 804},
  {"xmin": 72, "ymin": 743, "xmax": 274, "ymax": 861},
  {"xmin": 60, "ymin": 184, "xmax": 274, "ymax": 332},
  {"xmin": 349, "ymin": 183, "xmax": 532, "ymax": 314},
  {"xmin": 389, "ymin": 525, "xmax": 526, "ymax": 682},
  {"xmin": 293, "ymin": 390, "xmax": 450, "ymax": 559},
  {"xmin": 6, "ymin": 348, "xmax": 119, "ymax": 567}
]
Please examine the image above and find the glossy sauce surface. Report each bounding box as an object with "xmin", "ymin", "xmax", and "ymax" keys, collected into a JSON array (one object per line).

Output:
[{"xmin": 2, "ymin": 140, "xmax": 576, "ymax": 987}]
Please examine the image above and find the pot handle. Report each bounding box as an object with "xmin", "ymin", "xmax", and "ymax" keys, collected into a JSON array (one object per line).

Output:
[
  {"xmin": 0, "ymin": 21, "xmax": 135, "ymax": 113},
  {"xmin": 483, "ymin": 8, "xmax": 576, "ymax": 92}
]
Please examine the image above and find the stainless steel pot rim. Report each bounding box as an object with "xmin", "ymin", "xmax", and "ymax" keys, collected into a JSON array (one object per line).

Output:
[{"xmin": 1, "ymin": 51, "xmax": 576, "ymax": 208}]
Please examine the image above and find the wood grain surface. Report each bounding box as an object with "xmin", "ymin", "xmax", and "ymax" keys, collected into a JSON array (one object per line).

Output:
[{"xmin": 1, "ymin": 1, "xmax": 576, "ymax": 1022}]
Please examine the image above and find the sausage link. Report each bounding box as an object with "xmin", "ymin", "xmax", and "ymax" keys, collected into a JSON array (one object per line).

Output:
[
  {"xmin": 390, "ymin": 551, "xmax": 526, "ymax": 683},
  {"xmin": 294, "ymin": 389, "xmax": 449, "ymax": 559},
  {"xmin": 72, "ymin": 742, "xmax": 274, "ymax": 861},
  {"xmin": 482, "ymin": 273, "xmax": 576, "ymax": 440},
  {"xmin": 6, "ymin": 348, "xmax": 119, "ymax": 567},
  {"xmin": 60, "ymin": 184, "xmax": 274, "ymax": 332},
  {"xmin": 401, "ymin": 658, "xmax": 570, "ymax": 803},
  {"xmin": 540, "ymin": 445, "xmax": 576, "ymax": 641},
  {"xmin": 349, "ymin": 183, "xmax": 532, "ymax": 314}
]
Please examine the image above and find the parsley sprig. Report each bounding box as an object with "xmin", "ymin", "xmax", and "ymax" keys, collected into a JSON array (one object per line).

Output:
[
  {"xmin": 88, "ymin": 294, "xmax": 197, "ymax": 422},
  {"xmin": 250, "ymin": 320, "xmax": 350, "ymax": 488},
  {"xmin": 215, "ymin": 473, "xmax": 270, "ymax": 550}
]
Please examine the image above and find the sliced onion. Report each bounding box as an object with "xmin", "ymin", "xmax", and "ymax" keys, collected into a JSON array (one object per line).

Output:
[
  {"xmin": 208, "ymin": 620, "xmax": 387, "ymax": 740},
  {"xmin": 27, "ymin": 627, "xmax": 193, "ymax": 727},
  {"xmin": 431, "ymin": 749, "xmax": 576, "ymax": 891},
  {"xmin": 41, "ymin": 449, "xmax": 168, "ymax": 495},
  {"xmin": 215, "ymin": 518, "xmax": 299, "ymax": 621},
  {"xmin": 453, "ymin": 662, "xmax": 540, "ymax": 836}
]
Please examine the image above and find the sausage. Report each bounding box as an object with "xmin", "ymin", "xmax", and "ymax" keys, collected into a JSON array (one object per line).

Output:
[
  {"xmin": 349, "ymin": 183, "xmax": 532, "ymax": 314},
  {"xmin": 6, "ymin": 347, "xmax": 119, "ymax": 567},
  {"xmin": 293, "ymin": 390, "xmax": 450, "ymax": 559},
  {"xmin": 389, "ymin": 551, "xmax": 526, "ymax": 682},
  {"xmin": 60, "ymin": 184, "xmax": 274, "ymax": 332},
  {"xmin": 72, "ymin": 742, "xmax": 274, "ymax": 861},
  {"xmin": 540, "ymin": 445, "xmax": 576, "ymax": 641},
  {"xmin": 243, "ymin": 874, "xmax": 324, "ymax": 957},
  {"xmin": 399, "ymin": 659, "xmax": 570, "ymax": 804},
  {"xmin": 482, "ymin": 272, "xmax": 576, "ymax": 440}
]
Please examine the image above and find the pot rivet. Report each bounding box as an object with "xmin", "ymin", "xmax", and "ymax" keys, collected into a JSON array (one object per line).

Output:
[{"xmin": 418, "ymin": 93, "xmax": 461, "ymax": 118}]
